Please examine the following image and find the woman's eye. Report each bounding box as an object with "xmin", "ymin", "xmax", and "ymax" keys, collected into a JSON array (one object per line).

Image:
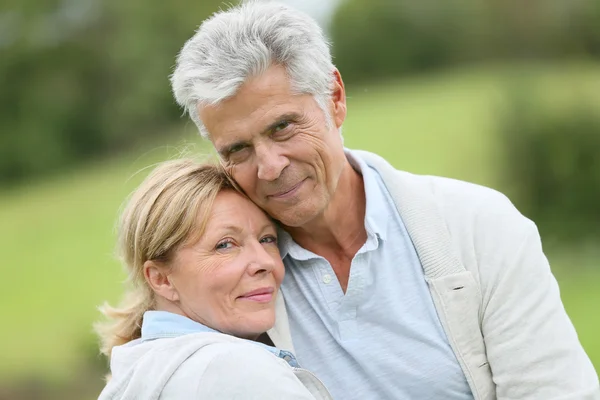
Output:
[
  {"xmin": 215, "ymin": 240, "xmax": 234, "ymax": 251},
  {"xmin": 260, "ymin": 235, "xmax": 277, "ymax": 244}
]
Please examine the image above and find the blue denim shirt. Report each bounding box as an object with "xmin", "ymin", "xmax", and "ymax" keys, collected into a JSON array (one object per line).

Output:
[{"xmin": 141, "ymin": 310, "xmax": 300, "ymax": 368}]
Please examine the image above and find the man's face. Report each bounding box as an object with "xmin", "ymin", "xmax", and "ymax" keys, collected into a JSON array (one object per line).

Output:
[{"xmin": 199, "ymin": 65, "xmax": 347, "ymax": 227}]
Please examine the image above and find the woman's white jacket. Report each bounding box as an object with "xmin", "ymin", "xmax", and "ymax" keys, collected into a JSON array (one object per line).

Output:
[{"xmin": 98, "ymin": 332, "xmax": 332, "ymax": 399}]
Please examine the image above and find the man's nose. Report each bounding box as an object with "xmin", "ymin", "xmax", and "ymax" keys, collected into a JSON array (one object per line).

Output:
[{"xmin": 256, "ymin": 142, "xmax": 289, "ymax": 182}]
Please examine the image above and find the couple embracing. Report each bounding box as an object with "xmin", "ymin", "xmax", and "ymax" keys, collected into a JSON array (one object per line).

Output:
[{"xmin": 97, "ymin": 2, "xmax": 598, "ymax": 399}]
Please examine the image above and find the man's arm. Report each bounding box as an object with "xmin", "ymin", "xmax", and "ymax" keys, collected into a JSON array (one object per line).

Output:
[{"xmin": 476, "ymin": 196, "xmax": 599, "ymax": 399}]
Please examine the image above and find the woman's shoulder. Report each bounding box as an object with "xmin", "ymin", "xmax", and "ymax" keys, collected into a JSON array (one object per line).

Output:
[
  {"xmin": 147, "ymin": 331, "xmax": 277, "ymax": 369},
  {"xmin": 170, "ymin": 331, "xmax": 281, "ymax": 363},
  {"xmin": 162, "ymin": 333, "xmax": 317, "ymax": 399},
  {"xmin": 171, "ymin": 332, "xmax": 289, "ymax": 377}
]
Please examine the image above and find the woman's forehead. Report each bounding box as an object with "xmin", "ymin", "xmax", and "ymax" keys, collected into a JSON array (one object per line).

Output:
[{"xmin": 206, "ymin": 190, "xmax": 272, "ymax": 230}]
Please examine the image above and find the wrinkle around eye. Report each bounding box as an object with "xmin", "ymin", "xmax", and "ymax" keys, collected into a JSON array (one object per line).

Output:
[
  {"xmin": 227, "ymin": 146, "xmax": 253, "ymax": 164},
  {"xmin": 273, "ymin": 121, "xmax": 290, "ymax": 132},
  {"xmin": 271, "ymin": 124, "xmax": 297, "ymax": 141}
]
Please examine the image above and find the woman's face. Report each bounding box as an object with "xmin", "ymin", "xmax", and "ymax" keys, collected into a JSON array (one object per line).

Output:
[{"xmin": 168, "ymin": 190, "xmax": 285, "ymax": 339}]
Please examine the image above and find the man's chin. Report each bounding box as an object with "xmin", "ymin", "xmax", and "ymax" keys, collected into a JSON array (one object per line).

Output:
[{"xmin": 271, "ymin": 206, "xmax": 321, "ymax": 229}]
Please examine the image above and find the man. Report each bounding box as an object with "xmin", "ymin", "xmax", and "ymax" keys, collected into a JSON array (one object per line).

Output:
[{"xmin": 170, "ymin": 2, "xmax": 599, "ymax": 399}]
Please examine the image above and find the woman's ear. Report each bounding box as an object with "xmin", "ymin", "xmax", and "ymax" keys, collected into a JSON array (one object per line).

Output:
[{"xmin": 143, "ymin": 260, "xmax": 179, "ymax": 302}]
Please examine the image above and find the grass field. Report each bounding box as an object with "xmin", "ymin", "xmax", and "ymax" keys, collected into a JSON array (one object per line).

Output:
[{"xmin": 1, "ymin": 62, "xmax": 598, "ymax": 385}]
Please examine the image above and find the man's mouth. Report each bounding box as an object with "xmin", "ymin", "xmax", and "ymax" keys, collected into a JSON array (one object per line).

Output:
[{"xmin": 267, "ymin": 179, "xmax": 306, "ymax": 199}]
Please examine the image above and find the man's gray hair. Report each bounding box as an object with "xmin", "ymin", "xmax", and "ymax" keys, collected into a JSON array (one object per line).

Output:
[{"xmin": 170, "ymin": 0, "xmax": 336, "ymax": 138}]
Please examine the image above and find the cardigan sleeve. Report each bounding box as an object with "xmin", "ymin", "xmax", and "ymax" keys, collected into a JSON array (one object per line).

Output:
[{"xmin": 475, "ymin": 194, "xmax": 599, "ymax": 400}]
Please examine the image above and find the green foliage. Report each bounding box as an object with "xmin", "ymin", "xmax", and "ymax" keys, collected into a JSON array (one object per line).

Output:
[
  {"xmin": 330, "ymin": 0, "xmax": 462, "ymax": 83},
  {"xmin": 500, "ymin": 96, "xmax": 600, "ymax": 241},
  {"xmin": 0, "ymin": 0, "xmax": 228, "ymax": 185},
  {"xmin": 329, "ymin": 0, "xmax": 600, "ymax": 84}
]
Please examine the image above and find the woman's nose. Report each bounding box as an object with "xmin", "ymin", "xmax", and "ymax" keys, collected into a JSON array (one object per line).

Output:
[{"xmin": 246, "ymin": 242, "xmax": 276, "ymax": 276}]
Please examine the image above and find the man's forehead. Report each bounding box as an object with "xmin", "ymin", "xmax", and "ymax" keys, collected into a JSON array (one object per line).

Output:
[
  {"xmin": 200, "ymin": 66, "xmax": 297, "ymax": 123},
  {"xmin": 205, "ymin": 66, "xmax": 292, "ymax": 110}
]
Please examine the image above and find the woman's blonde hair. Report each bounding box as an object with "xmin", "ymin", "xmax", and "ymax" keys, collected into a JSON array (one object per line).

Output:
[{"xmin": 95, "ymin": 159, "xmax": 234, "ymax": 358}]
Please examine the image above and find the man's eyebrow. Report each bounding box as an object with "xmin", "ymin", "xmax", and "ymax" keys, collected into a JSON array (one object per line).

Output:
[{"xmin": 260, "ymin": 112, "xmax": 301, "ymax": 135}]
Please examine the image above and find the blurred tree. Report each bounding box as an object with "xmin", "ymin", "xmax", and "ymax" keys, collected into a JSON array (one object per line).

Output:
[
  {"xmin": 500, "ymin": 96, "xmax": 600, "ymax": 242},
  {"xmin": 0, "ymin": 0, "xmax": 228, "ymax": 185},
  {"xmin": 329, "ymin": 0, "xmax": 465, "ymax": 83},
  {"xmin": 329, "ymin": 0, "xmax": 600, "ymax": 84}
]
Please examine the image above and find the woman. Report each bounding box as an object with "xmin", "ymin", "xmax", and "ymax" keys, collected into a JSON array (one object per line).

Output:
[{"xmin": 96, "ymin": 159, "xmax": 332, "ymax": 399}]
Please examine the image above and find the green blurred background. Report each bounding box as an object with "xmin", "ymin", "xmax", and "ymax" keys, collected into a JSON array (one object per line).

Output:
[{"xmin": 1, "ymin": 0, "xmax": 598, "ymax": 398}]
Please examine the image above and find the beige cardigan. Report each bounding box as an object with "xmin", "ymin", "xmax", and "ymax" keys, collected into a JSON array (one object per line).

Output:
[{"xmin": 268, "ymin": 150, "xmax": 599, "ymax": 400}]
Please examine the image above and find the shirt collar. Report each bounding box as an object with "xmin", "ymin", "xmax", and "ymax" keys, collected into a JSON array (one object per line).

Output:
[
  {"xmin": 347, "ymin": 149, "xmax": 390, "ymax": 243},
  {"xmin": 141, "ymin": 310, "xmax": 217, "ymax": 341},
  {"xmin": 278, "ymin": 148, "xmax": 390, "ymax": 260},
  {"xmin": 140, "ymin": 310, "xmax": 300, "ymax": 367}
]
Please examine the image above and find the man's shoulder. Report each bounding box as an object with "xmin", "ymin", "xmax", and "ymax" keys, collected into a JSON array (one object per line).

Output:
[
  {"xmin": 356, "ymin": 149, "xmax": 516, "ymax": 221},
  {"xmin": 419, "ymin": 174, "xmax": 514, "ymax": 216},
  {"xmin": 354, "ymin": 148, "xmax": 537, "ymax": 253},
  {"xmin": 398, "ymin": 172, "xmax": 534, "ymax": 243}
]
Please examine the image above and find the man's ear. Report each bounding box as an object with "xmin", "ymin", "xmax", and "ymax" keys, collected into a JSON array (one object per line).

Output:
[
  {"xmin": 330, "ymin": 68, "xmax": 347, "ymax": 129},
  {"xmin": 143, "ymin": 260, "xmax": 179, "ymax": 302}
]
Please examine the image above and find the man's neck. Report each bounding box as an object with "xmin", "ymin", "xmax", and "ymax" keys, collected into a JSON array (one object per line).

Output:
[{"xmin": 283, "ymin": 161, "xmax": 367, "ymax": 261}]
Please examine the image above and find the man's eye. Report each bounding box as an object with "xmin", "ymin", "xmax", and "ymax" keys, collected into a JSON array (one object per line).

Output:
[
  {"xmin": 229, "ymin": 144, "xmax": 246, "ymax": 154},
  {"xmin": 274, "ymin": 121, "xmax": 290, "ymax": 132}
]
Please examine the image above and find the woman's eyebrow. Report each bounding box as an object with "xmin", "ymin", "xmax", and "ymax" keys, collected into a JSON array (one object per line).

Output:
[
  {"xmin": 213, "ymin": 224, "xmax": 244, "ymax": 235},
  {"xmin": 259, "ymin": 222, "xmax": 277, "ymax": 234}
]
